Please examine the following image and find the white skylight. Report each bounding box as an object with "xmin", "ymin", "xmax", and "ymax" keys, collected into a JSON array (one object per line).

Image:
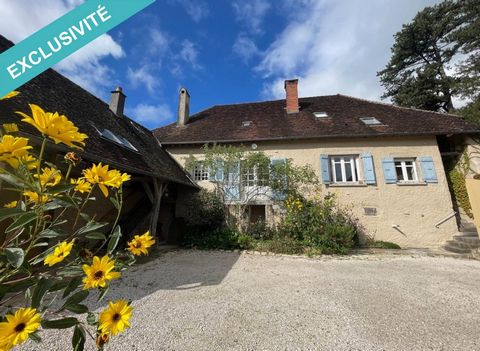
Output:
[
  {"xmin": 101, "ymin": 129, "xmax": 138, "ymax": 152},
  {"xmin": 313, "ymin": 111, "xmax": 329, "ymax": 118},
  {"xmin": 360, "ymin": 117, "xmax": 382, "ymax": 125},
  {"xmin": 242, "ymin": 120, "xmax": 252, "ymax": 127}
]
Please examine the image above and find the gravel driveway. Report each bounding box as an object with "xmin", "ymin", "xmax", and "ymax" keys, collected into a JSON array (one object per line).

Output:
[{"xmin": 21, "ymin": 250, "xmax": 480, "ymax": 351}]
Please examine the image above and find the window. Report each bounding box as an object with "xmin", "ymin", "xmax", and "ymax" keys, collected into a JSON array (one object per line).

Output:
[
  {"xmin": 360, "ymin": 117, "xmax": 382, "ymax": 125},
  {"xmin": 100, "ymin": 129, "xmax": 138, "ymax": 152},
  {"xmin": 394, "ymin": 159, "xmax": 418, "ymax": 182},
  {"xmin": 193, "ymin": 162, "xmax": 209, "ymax": 181},
  {"xmin": 243, "ymin": 165, "xmax": 269, "ymax": 187},
  {"xmin": 330, "ymin": 156, "xmax": 360, "ymax": 183},
  {"xmin": 313, "ymin": 111, "xmax": 329, "ymax": 118}
]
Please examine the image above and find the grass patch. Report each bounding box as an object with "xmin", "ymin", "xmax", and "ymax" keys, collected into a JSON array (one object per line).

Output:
[{"xmin": 364, "ymin": 240, "xmax": 401, "ymax": 249}]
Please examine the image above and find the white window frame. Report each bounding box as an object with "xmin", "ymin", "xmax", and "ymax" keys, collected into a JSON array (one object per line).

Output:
[
  {"xmin": 193, "ymin": 162, "xmax": 209, "ymax": 181},
  {"xmin": 394, "ymin": 158, "xmax": 418, "ymax": 183},
  {"xmin": 330, "ymin": 155, "xmax": 360, "ymax": 184}
]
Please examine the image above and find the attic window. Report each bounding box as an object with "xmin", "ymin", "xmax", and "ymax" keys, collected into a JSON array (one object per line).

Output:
[
  {"xmin": 360, "ymin": 117, "xmax": 382, "ymax": 125},
  {"xmin": 313, "ymin": 112, "xmax": 329, "ymax": 118},
  {"xmin": 101, "ymin": 129, "xmax": 138, "ymax": 152},
  {"xmin": 242, "ymin": 121, "xmax": 252, "ymax": 127}
]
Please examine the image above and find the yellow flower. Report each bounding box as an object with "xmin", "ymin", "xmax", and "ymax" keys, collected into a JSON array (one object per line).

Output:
[
  {"xmin": 70, "ymin": 178, "xmax": 92, "ymax": 194},
  {"xmin": 2, "ymin": 123, "xmax": 19, "ymax": 134},
  {"xmin": 18, "ymin": 154, "xmax": 37, "ymax": 170},
  {"xmin": 99, "ymin": 300, "xmax": 133, "ymax": 336},
  {"xmin": 44, "ymin": 240, "xmax": 74, "ymax": 267},
  {"xmin": 82, "ymin": 256, "xmax": 121, "ymax": 290},
  {"xmin": 23, "ymin": 191, "xmax": 51, "ymax": 204},
  {"xmin": 16, "ymin": 104, "xmax": 87, "ymax": 149},
  {"xmin": 0, "ymin": 135, "xmax": 32, "ymax": 168},
  {"xmin": 3, "ymin": 201, "xmax": 17, "ymax": 209},
  {"xmin": 0, "ymin": 307, "xmax": 41, "ymax": 349},
  {"xmin": 35, "ymin": 167, "xmax": 61, "ymax": 188},
  {"xmin": 83, "ymin": 163, "xmax": 130, "ymax": 197},
  {"xmin": 127, "ymin": 231, "xmax": 155, "ymax": 256},
  {"xmin": 0, "ymin": 91, "xmax": 19, "ymax": 100}
]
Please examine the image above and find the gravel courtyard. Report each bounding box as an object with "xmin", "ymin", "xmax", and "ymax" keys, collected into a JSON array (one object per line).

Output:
[{"xmin": 21, "ymin": 250, "xmax": 480, "ymax": 351}]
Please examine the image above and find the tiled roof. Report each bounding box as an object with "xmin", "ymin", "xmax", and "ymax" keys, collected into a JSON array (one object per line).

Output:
[
  {"xmin": 0, "ymin": 35, "xmax": 193, "ymax": 186},
  {"xmin": 154, "ymin": 95, "xmax": 480, "ymax": 144}
]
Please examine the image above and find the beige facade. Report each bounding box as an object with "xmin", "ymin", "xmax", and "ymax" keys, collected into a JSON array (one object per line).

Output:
[{"xmin": 165, "ymin": 136, "xmax": 459, "ymax": 248}]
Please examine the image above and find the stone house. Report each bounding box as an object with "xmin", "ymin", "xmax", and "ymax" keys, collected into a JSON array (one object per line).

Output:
[
  {"xmin": 0, "ymin": 35, "xmax": 197, "ymax": 245},
  {"xmin": 154, "ymin": 79, "xmax": 480, "ymax": 248}
]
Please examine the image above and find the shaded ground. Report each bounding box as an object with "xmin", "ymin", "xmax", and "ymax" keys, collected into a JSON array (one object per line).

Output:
[{"xmin": 22, "ymin": 250, "xmax": 480, "ymax": 350}]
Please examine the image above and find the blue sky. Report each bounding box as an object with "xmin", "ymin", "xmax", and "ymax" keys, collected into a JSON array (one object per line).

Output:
[{"xmin": 0, "ymin": 0, "xmax": 442, "ymax": 129}]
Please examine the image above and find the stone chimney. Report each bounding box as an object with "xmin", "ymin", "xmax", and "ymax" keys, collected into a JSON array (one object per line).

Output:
[
  {"xmin": 109, "ymin": 87, "xmax": 126, "ymax": 117},
  {"xmin": 178, "ymin": 87, "xmax": 190, "ymax": 126},
  {"xmin": 285, "ymin": 79, "xmax": 299, "ymax": 114}
]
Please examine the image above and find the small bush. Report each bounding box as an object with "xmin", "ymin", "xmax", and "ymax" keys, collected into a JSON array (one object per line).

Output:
[
  {"xmin": 364, "ymin": 240, "xmax": 401, "ymax": 249},
  {"xmin": 182, "ymin": 228, "xmax": 253, "ymax": 250},
  {"xmin": 184, "ymin": 190, "xmax": 225, "ymax": 234}
]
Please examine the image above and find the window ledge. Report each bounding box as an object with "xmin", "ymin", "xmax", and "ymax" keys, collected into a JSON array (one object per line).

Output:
[
  {"xmin": 396, "ymin": 182, "xmax": 427, "ymax": 186},
  {"xmin": 328, "ymin": 183, "xmax": 368, "ymax": 187}
]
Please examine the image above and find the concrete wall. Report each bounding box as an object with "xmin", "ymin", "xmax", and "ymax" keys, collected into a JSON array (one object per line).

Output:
[{"xmin": 165, "ymin": 136, "xmax": 458, "ymax": 248}]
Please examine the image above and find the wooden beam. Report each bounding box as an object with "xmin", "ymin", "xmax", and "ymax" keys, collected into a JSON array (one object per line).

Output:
[
  {"xmin": 150, "ymin": 179, "xmax": 168, "ymax": 238},
  {"xmin": 141, "ymin": 181, "xmax": 154, "ymax": 204}
]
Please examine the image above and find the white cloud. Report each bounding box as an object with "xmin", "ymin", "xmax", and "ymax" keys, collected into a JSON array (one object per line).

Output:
[
  {"xmin": 128, "ymin": 103, "xmax": 174, "ymax": 126},
  {"xmin": 233, "ymin": 35, "xmax": 261, "ymax": 63},
  {"xmin": 232, "ymin": 0, "xmax": 271, "ymax": 34},
  {"xmin": 127, "ymin": 65, "xmax": 159, "ymax": 93},
  {"xmin": 255, "ymin": 0, "xmax": 442, "ymax": 101},
  {"xmin": 0, "ymin": 0, "xmax": 124, "ymax": 96},
  {"xmin": 179, "ymin": 40, "xmax": 201, "ymax": 69},
  {"xmin": 170, "ymin": 0, "xmax": 209, "ymax": 22},
  {"xmin": 149, "ymin": 29, "xmax": 170, "ymax": 57}
]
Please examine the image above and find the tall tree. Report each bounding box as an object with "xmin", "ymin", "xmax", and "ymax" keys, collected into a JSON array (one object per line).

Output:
[{"xmin": 378, "ymin": 0, "xmax": 480, "ymax": 113}]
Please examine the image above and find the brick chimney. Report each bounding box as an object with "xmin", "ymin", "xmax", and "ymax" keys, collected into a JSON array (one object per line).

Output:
[
  {"xmin": 178, "ymin": 87, "xmax": 190, "ymax": 126},
  {"xmin": 109, "ymin": 87, "xmax": 126, "ymax": 117},
  {"xmin": 284, "ymin": 79, "xmax": 299, "ymax": 114}
]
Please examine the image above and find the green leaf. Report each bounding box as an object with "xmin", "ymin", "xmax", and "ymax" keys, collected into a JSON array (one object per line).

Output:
[
  {"xmin": 42, "ymin": 317, "xmax": 78, "ymax": 329},
  {"xmin": 43, "ymin": 201, "xmax": 64, "ymax": 211},
  {"xmin": 38, "ymin": 229, "xmax": 61, "ymax": 238},
  {"xmin": 29, "ymin": 331, "xmax": 42, "ymax": 343},
  {"xmin": 72, "ymin": 325, "xmax": 86, "ymax": 351},
  {"xmin": 32, "ymin": 278, "xmax": 52, "ymax": 308},
  {"xmin": 4, "ymin": 247, "xmax": 25, "ymax": 268},
  {"xmin": 58, "ymin": 266, "xmax": 84, "ymax": 278},
  {"xmin": 5, "ymin": 212, "xmax": 37, "ymax": 233},
  {"xmin": 85, "ymin": 232, "xmax": 107, "ymax": 241},
  {"xmin": 0, "ymin": 208, "xmax": 25, "ymax": 221},
  {"xmin": 80, "ymin": 213, "xmax": 90, "ymax": 222},
  {"xmin": 86, "ymin": 312, "xmax": 96, "ymax": 326},
  {"xmin": 77, "ymin": 221, "xmax": 108, "ymax": 235},
  {"xmin": 62, "ymin": 276, "xmax": 83, "ymax": 298},
  {"xmin": 46, "ymin": 184, "xmax": 75, "ymax": 194},
  {"xmin": 0, "ymin": 173, "xmax": 28, "ymax": 188},
  {"xmin": 107, "ymin": 226, "xmax": 122, "ymax": 254},
  {"xmin": 49, "ymin": 280, "xmax": 70, "ymax": 292},
  {"xmin": 63, "ymin": 290, "xmax": 89, "ymax": 308},
  {"xmin": 97, "ymin": 286, "xmax": 109, "ymax": 303},
  {"xmin": 65, "ymin": 304, "xmax": 88, "ymax": 314},
  {"xmin": 110, "ymin": 197, "xmax": 120, "ymax": 210}
]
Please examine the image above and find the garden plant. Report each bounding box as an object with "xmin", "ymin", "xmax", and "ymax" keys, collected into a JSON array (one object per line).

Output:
[{"xmin": 0, "ymin": 91, "xmax": 155, "ymax": 350}]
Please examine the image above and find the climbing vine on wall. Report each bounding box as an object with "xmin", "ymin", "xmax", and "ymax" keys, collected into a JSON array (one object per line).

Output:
[{"xmin": 448, "ymin": 168, "xmax": 473, "ymax": 218}]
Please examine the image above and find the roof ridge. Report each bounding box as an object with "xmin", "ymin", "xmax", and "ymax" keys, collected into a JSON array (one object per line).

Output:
[{"xmin": 336, "ymin": 93, "xmax": 463, "ymax": 118}]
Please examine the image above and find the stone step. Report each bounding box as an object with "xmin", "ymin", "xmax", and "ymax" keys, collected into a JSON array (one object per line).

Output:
[
  {"xmin": 446, "ymin": 240, "xmax": 480, "ymax": 250},
  {"xmin": 454, "ymin": 232, "xmax": 479, "ymax": 238},
  {"xmin": 454, "ymin": 236, "xmax": 480, "ymax": 244},
  {"xmin": 459, "ymin": 223, "xmax": 478, "ymax": 232},
  {"xmin": 444, "ymin": 244, "xmax": 472, "ymax": 254}
]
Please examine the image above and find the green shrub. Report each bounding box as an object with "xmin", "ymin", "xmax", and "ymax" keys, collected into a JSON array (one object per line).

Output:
[
  {"xmin": 181, "ymin": 228, "xmax": 253, "ymax": 250},
  {"xmin": 364, "ymin": 240, "xmax": 401, "ymax": 249},
  {"xmin": 184, "ymin": 190, "xmax": 225, "ymax": 234},
  {"xmin": 279, "ymin": 193, "xmax": 360, "ymax": 254}
]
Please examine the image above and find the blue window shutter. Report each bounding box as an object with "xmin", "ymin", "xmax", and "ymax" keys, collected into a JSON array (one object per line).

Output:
[
  {"xmin": 361, "ymin": 153, "xmax": 376, "ymax": 184},
  {"xmin": 271, "ymin": 158, "xmax": 287, "ymax": 200},
  {"xmin": 419, "ymin": 156, "xmax": 438, "ymax": 183},
  {"xmin": 381, "ymin": 157, "xmax": 397, "ymax": 184},
  {"xmin": 224, "ymin": 161, "xmax": 240, "ymax": 201},
  {"xmin": 215, "ymin": 159, "xmax": 224, "ymax": 182},
  {"xmin": 320, "ymin": 155, "xmax": 330, "ymax": 184}
]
